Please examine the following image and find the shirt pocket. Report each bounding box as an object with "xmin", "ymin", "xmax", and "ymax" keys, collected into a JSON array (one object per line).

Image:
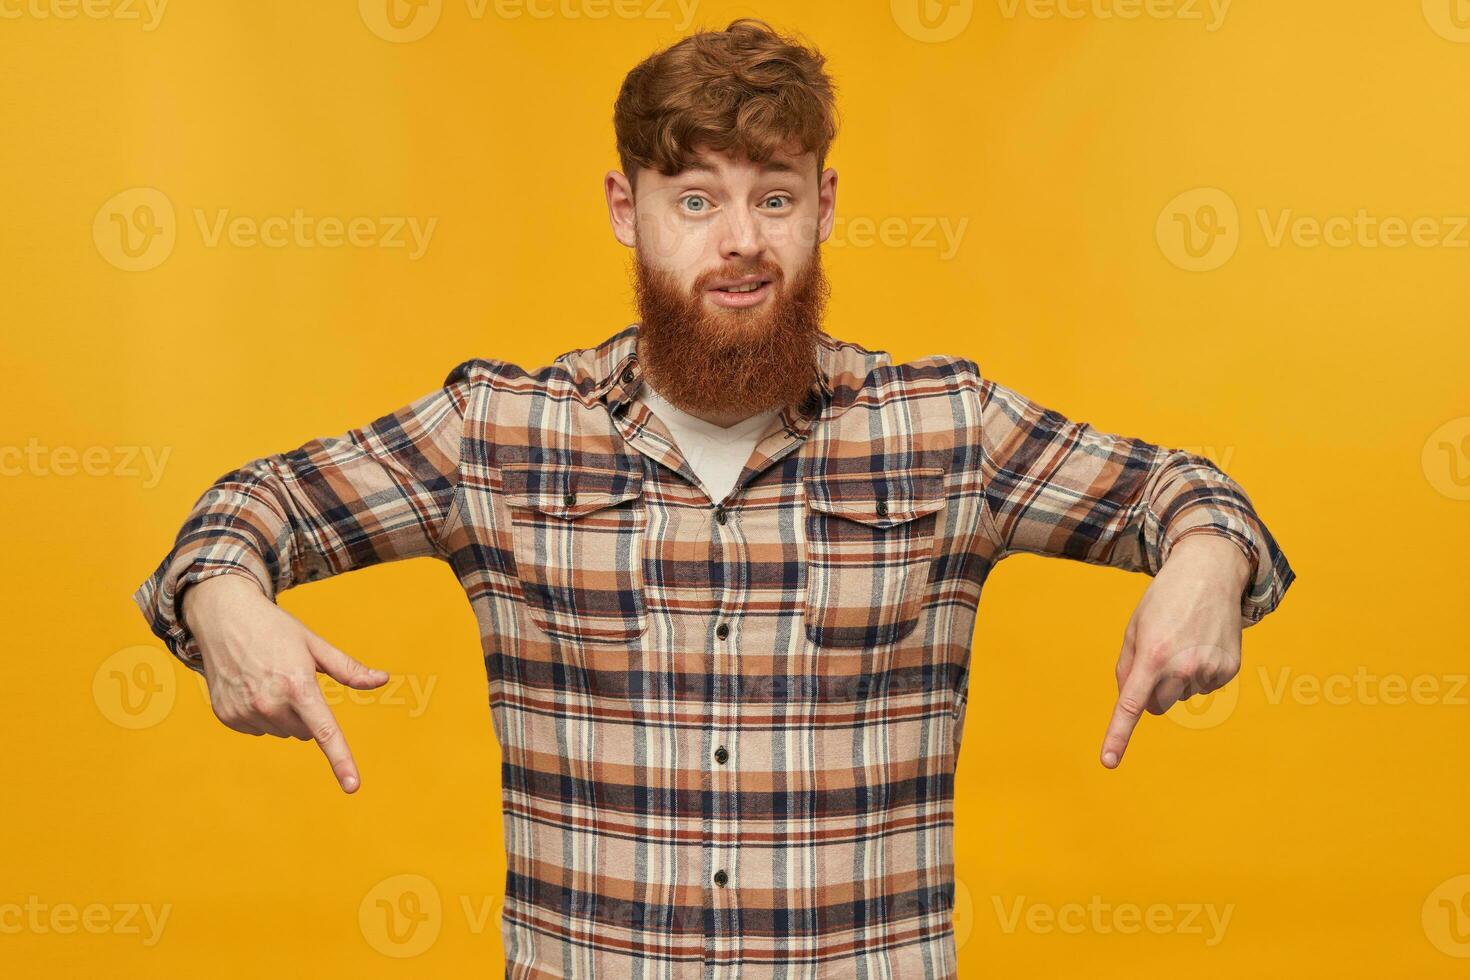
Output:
[
  {"xmin": 500, "ymin": 459, "xmax": 648, "ymax": 645},
  {"xmin": 802, "ymin": 466, "xmax": 948, "ymax": 649}
]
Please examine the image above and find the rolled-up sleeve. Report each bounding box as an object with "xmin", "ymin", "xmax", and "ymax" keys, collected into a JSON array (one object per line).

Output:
[
  {"xmin": 976, "ymin": 372, "xmax": 1295, "ymax": 625},
  {"xmin": 132, "ymin": 363, "xmax": 481, "ymax": 673}
]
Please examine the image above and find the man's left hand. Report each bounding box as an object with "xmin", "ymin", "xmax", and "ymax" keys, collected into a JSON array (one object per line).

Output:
[{"xmin": 1100, "ymin": 534, "xmax": 1251, "ymax": 769}]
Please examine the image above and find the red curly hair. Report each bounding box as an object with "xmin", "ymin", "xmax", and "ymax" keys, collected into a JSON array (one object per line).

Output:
[{"xmin": 613, "ymin": 18, "xmax": 839, "ymax": 190}]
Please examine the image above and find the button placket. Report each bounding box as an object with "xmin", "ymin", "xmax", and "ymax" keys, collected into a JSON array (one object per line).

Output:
[{"xmin": 706, "ymin": 497, "xmax": 738, "ymax": 940}]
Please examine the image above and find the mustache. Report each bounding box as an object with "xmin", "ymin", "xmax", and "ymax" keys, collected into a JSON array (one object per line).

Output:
[{"xmin": 691, "ymin": 261, "xmax": 785, "ymax": 292}]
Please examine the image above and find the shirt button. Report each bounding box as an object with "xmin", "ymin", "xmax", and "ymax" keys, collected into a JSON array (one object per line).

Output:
[
  {"xmin": 621, "ymin": 366, "xmax": 635, "ymax": 385},
  {"xmin": 714, "ymin": 505, "xmax": 727, "ymax": 525},
  {"xmin": 715, "ymin": 622, "xmax": 729, "ymax": 640},
  {"xmin": 714, "ymin": 746, "xmax": 728, "ymax": 765},
  {"xmin": 875, "ymin": 498, "xmax": 888, "ymax": 517},
  {"xmin": 563, "ymin": 491, "xmax": 577, "ymax": 507},
  {"xmin": 713, "ymin": 869, "xmax": 728, "ymax": 887}
]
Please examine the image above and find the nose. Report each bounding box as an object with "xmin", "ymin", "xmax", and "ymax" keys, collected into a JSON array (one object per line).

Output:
[{"xmin": 715, "ymin": 207, "xmax": 763, "ymax": 262}]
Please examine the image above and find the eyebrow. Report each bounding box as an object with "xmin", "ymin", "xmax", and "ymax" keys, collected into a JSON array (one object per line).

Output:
[{"xmin": 680, "ymin": 158, "xmax": 800, "ymax": 176}]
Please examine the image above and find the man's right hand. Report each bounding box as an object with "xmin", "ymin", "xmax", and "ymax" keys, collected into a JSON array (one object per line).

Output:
[{"xmin": 180, "ymin": 574, "xmax": 389, "ymax": 793}]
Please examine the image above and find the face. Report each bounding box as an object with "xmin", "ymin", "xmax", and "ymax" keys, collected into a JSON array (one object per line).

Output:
[{"xmin": 605, "ymin": 145, "xmax": 838, "ymax": 424}]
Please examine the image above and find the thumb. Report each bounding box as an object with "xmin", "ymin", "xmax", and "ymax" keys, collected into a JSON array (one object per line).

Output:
[{"xmin": 307, "ymin": 633, "xmax": 389, "ymax": 690}]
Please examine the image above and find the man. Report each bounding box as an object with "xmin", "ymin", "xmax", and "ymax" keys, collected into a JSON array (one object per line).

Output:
[{"xmin": 133, "ymin": 18, "xmax": 1294, "ymax": 978}]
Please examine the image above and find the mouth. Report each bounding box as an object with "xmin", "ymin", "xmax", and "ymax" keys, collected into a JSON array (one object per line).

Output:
[{"xmin": 706, "ymin": 275, "xmax": 775, "ymax": 309}]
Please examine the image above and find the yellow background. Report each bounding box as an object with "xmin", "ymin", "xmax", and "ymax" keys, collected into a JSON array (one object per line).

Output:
[{"xmin": 2, "ymin": 1, "xmax": 1467, "ymax": 976}]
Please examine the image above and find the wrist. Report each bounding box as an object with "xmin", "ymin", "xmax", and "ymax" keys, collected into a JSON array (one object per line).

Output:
[
  {"xmin": 1166, "ymin": 533, "xmax": 1252, "ymax": 592},
  {"xmin": 180, "ymin": 572, "xmax": 264, "ymax": 629}
]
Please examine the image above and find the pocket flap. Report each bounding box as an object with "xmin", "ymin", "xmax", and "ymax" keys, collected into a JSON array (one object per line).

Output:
[
  {"xmin": 500, "ymin": 460, "xmax": 643, "ymax": 519},
  {"xmin": 804, "ymin": 466, "xmax": 947, "ymax": 527}
]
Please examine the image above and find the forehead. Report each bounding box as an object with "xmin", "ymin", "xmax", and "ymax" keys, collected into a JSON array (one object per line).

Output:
[{"xmin": 652, "ymin": 143, "xmax": 816, "ymax": 183}]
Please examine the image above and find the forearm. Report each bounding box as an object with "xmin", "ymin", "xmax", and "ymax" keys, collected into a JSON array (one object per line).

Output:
[
  {"xmin": 134, "ymin": 462, "xmax": 313, "ymax": 672},
  {"xmin": 974, "ymin": 371, "xmax": 1295, "ymax": 624},
  {"xmin": 134, "ymin": 374, "xmax": 471, "ymax": 671}
]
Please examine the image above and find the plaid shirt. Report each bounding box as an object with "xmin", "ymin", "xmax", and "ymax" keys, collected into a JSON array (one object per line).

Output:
[{"xmin": 134, "ymin": 324, "xmax": 1294, "ymax": 978}]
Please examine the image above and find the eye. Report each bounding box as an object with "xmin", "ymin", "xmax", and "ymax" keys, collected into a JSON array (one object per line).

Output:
[
  {"xmin": 680, "ymin": 194, "xmax": 712, "ymax": 213},
  {"xmin": 760, "ymin": 195, "xmax": 791, "ymax": 210}
]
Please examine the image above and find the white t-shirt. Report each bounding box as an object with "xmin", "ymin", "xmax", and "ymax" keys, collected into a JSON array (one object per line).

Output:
[{"xmin": 641, "ymin": 382, "xmax": 781, "ymax": 505}]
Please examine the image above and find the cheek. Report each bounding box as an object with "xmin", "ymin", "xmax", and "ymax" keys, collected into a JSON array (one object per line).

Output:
[
  {"xmin": 762, "ymin": 209, "xmax": 824, "ymax": 260},
  {"xmin": 635, "ymin": 246, "xmax": 702, "ymax": 297},
  {"xmin": 766, "ymin": 236, "xmax": 818, "ymax": 284},
  {"xmin": 635, "ymin": 209, "xmax": 714, "ymax": 267}
]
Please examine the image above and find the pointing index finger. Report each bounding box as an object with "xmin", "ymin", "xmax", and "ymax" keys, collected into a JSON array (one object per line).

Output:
[
  {"xmin": 293, "ymin": 682, "xmax": 361, "ymax": 793},
  {"xmin": 1101, "ymin": 658, "xmax": 1157, "ymax": 770}
]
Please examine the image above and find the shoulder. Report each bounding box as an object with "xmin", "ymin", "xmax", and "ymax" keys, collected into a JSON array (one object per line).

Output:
[
  {"xmin": 820, "ymin": 332, "xmax": 984, "ymax": 408},
  {"xmin": 442, "ymin": 325, "xmax": 637, "ymax": 398},
  {"xmin": 442, "ymin": 356, "xmax": 571, "ymax": 390},
  {"xmin": 883, "ymin": 351, "xmax": 983, "ymax": 391},
  {"xmin": 442, "ymin": 357, "xmax": 505, "ymax": 388}
]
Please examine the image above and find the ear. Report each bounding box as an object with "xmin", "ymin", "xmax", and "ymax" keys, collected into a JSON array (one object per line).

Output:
[
  {"xmin": 816, "ymin": 166, "xmax": 838, "ymax": 245},
  {"xmin": 604, "ymin": 170, "xmax": 637, "ymax": 248}
]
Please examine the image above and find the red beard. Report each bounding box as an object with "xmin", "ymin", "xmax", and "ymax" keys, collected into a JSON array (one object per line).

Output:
[{"xmin": 631, "ymin": 246, "xmax": 829, "ymax": 419}]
